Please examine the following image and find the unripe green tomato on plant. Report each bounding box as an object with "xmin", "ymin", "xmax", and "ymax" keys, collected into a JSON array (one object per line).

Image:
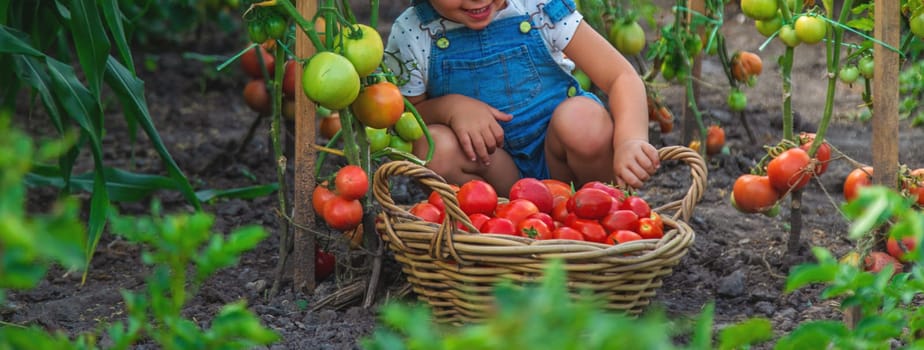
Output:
[
  {"xmin": 858, "ymin": 56, "xmax": 874, "ymax": 79},
  {"xmin": 302, "ymin": 52, "xmax": 361, "ymax": 111},
  {"xmin": 365, "ymin": 127, "xmax": 391, "ymax": 153},
  {"xmin": 794, "ymin": 15, "xmax": 826, "ymax": 44},
  {"xmin": 755, "ymin": 14, "xmax": 782, "ymax": 37},
  {"xmin": 394, "ymin": 112, "xmax": 424, "ymax": 142},
  {"xmin": 778, "ymin": 24, "xmax": 801, "ymax": 47},
  {"xmin": 740, "ymin": 0, "xmax": 778, "ymax": 21},
  {"xmin": 248, "ymin": 20, "xmax": 268, "ymax": 44},
  {"xmin": 839, "ymin": 65, "xmax": 859, "ymax": 84},
  {"xmin": 336, "ymin": 24, "xmax": 385, "ymax": 77},
  {"xmin": 912, "ymin": 13, "xmax": 924, "ymax": 38},
  {"xmin": 608, "ymin": 21, "xmax": 646, "ymax": 56},
  {"xmin": 727, "ymin": 89, "xmax": 747, "ymax": 112}
]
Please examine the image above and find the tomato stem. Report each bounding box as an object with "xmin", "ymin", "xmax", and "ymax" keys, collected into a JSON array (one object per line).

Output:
[{"xmin": 272, "ymin": 0, "xmax": 326, "ymax": 52}]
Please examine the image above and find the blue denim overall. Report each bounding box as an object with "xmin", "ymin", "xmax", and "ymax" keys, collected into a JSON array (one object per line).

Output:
[{"xmin": 414, "ymin": 0, "xmax": 600, "ymax": 179}]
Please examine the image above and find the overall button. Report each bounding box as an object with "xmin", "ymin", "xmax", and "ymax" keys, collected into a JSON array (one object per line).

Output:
[
  {"xmin": 436, "ymin": 37, "xmax": 450, "ymax": 49},
  {"xmin": 519, "ymin": 21, "xmax": 531, "ymax": 33},
  {"xmin": 567, "ymin": 86, "xmax": 577, "ymax": 97}
]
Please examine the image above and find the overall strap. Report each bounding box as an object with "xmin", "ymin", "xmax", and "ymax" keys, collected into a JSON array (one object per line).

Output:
[
  {"xmin": 412, "ymin": 0, "xmax": 441, "ymax": 25},
  {"xmin": 540, "ymin": 0, "xmax": 577, "ymax": 23}
]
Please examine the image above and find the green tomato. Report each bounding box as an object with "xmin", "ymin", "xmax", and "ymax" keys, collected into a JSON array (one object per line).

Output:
[
  {"xmin": 727, "ymin": 89, "xmax": 747, "ymax": 112},
  {"xmin": 778, "ymin": 24, "xmax": 801, "ymax": 47},
  {"xmin": 794, "ymin": 15, "xmax": 826, "ymax": 44},
  {"xmin": 912, "ymin": 13, "xmax": 924, "ymax": 38},
  {"xmin": 247, "ymin": 21, "xmax": 268, "ymax": 44},
  {"xmin": 755, "ymin": 14, "xmax": 782, "ymax": 37},
  {"xmin": 858, "ymin": 56, "xmax": 874, "ymax": 79},
  {"xmin": 264, "ymin": 15, "xmax": 288, "ymax": 40},
  {"xmin": 387, "ymin": 135, "xmax": 414, "ymax": 160},
  {"xmin": 838, "ymin": 65, "xmax": 859, "ymax": 84},
  {"xmin": 660, "ymin": 60, "xmax": 676, "ymax": 81},
  {"xmin": 685, "ymin": 34, "xmax": 703, "ymax": 57},
  {"xmin": 365, "ymin": 127, "xmax": 391, "ymax": 153},
  {"xmin": 572, "ymin": 69, "xmax": 592, "ymax": 91},
  {"xmin": 394, "ymin": 112, "xmax": 424, "ymax": 142},
  {"xmin": 741, "ymin": 0, "xmax": 779, "ymax": 21},
  {"xmin": 608, "ymin": 21, "xmax": 646, "ymax": 56}
]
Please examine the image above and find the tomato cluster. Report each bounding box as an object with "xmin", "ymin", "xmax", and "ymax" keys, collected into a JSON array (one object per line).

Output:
[
  {"xmin": 409, "ymin": 178, "xmax": 665, "ymax": 245},
  {"xmin": 239, "ymin": 43, "xmax": 302, "ymax": 121},
  {"xmin": 647, "ymin": 95, "xmax": 674, "ymax": 134},
  {"xmin": 731, "ymin": 133, "xmax": 831, "ymax": 215},
  {"xmin": 243, "ymin": 2, "xmax": 290, "ymax": 44},
  {"xmin": 313, "ymin": 165, "xmax": 369, "ymax": 232}
]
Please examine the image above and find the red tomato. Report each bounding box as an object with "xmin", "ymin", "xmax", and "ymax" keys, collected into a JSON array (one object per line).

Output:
[
  {"xmin": 572, "ymin": 188, "xmax": 615, "ymax": 220},
  {"xmin": 509, "ymin": 178, "xmax": 554, "ymax": 213},
  {"xmin": 620, "ymin": 195, "xmax": 651, "ymax": 219},
  {"xmin": 240, "ymin": 45, "xmax": 275, "ymax": 79},
  {"xmin": 611, "ymin": 230, "xmax": 643, "ymax": 244},
  {"xmin": 351, "ymin": 81, "xmax": 404, "ymax": 129},
  {"xmin": 312, "ymin": 183, "xmax": 336, "ymax": 217},
  {"xmin": 581, "ymin": 181, "xmax": 625, "ymax": 203},
  {"xmin": 732, "ymin": 174, "xmax": 781, "ymax": 214},
  {"xmin": 427, "ymin": 184, "xmax": 459, "ymax": 213},
  {"xmin": 243, "ymin": 79, "xmax": 271, "ymax": 114},
  {"xmin": 902, "ymin": 168, "xmax": 924, "ymax": 206},
  {"xmin": 864, "ymin": 251, "xmax": 903, "ymax": 275},
  {"xmin": 315, "ymin": 248, "xmax": 335, "ymax": 281},
  {"xmin": 600, "ymin": 210, "xmax": 639, "ymax": 233},
  {"xmin": 542, "ymin": 179, "xmax": 573, "ymax": 201},
  {"xmin": 323, "ymin": 196, "xmax": 363, "ymax": 231},
  {"xmin": 570, "ymin": 219, "xmax": 608, "ymax": 243},
  {"xmin": 282, "ymin": 60, "xmax": 297, "ymax": 99},
  {"xmin": 637, "ymin": 217, "xmax": 663, "ymax": 239},
  {"xmin": 766, "ymin": 148, "xmax": 812, "ymax": 193},
  {"xmin": 409, "ymin": 202, "xmax": 443, "ymax": 224},
  {"xmin": 649, "ymin": 212, "xmax": 664, "ymax": 232},
  {"xmin": 844, "ymin": 166, "xmax": 873, "ymax": 202},
  {"xmin": 553, "ymin": 226, "xmax": 584, "ymax": 241},
  {"xmin": 706, "ymin": 125, "xmax": 725, "ymax": 156},
  {"xmin": 335, "ymin": 165, "xmax": 369, "ymax": 200},
  {"xmin": 527, "ymin": 212, "xmax": 555, "ymax": 232},
  {"xmin": 495, "ymin": 199, "xmax": 540, "ymax": 226},
  {"xmin": 467, "ymin": 213, "xmax": 491, "ymax": 233},
  {"xmin": 480, "ymin": 217, "xmax": 517, "ymax": 236},
  {"xmin": 886, "ymin": 236, "xmax": 918, "ymax": 262},
  {"xmin": 458, "ymin": 180, "xmax": 498, "ymax": 216},
  {"xmin": 551, "ymin": 199, "xmax": 571, "ymax": 224},
  {"xmin": 798, "ymin": 133, "xmax": 831, "ymax": 175},
  {"xmin": 517, "ymin": 218, "xmax": 552, "ymax": 239}
]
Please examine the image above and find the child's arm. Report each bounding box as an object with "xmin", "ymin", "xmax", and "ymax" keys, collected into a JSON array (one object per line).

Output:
[
  {"xmin": 407, "ymin": 94, "xmax": 513, "ymax": 166},
  {"xmin": 563, "ymin": 21, "xmax": 660, "ymax": 188}
]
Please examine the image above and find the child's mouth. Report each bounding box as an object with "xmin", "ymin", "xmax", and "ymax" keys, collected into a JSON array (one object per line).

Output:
[{"xmin": 465, "ymin": 5, "xmax": 491, "ymax": 20}]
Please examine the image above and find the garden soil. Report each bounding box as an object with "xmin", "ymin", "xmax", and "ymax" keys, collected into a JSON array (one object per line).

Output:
[{"xmin": 9, "ymin": 1, "xmax": 924, "ymax": 349}]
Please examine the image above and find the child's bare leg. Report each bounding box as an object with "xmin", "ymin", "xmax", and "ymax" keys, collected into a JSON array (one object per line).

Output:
[
  {"xmin": 544, "ymin": 96, "xmax": 615, "ymax": 186},
  {"xmin": 414, "ymin": 124, "xmax": 520, "ymax": 196}
]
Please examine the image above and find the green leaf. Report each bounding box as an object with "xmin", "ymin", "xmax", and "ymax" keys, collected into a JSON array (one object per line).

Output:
[
  {"xmin": 718, "ymin": 318, "xmax": 773, "ymax": 350},
  {"xmin": 26, "ymin": 165, "xmax": 177, "ymax": 202},
  {"xmin": 195, "ymin": 183, "xmax": 279, "ymax": 202},
  {"xmin": 0, "ymin": 25, "xmax": 45, "ymax": 56},
  {"xmin": 100, "ymin": 0, "xmax": 134, "ymax": 75},
  {"xmin": 773, "ymin": 321, "xmax": 846, "ymax": 350},
  {"xmin": 785, "ymin": 263, "xmax": 838, "ymax": 293},
  {"xmin": 846, "ymin": 191, "xmax": 891, "ymax": 240},
  {"xmin": 45, "ymin": 58, "xmax": 110, "ymax": 282},
  {"xmin": 104, "ymin": 56, "xmax": 202, "ymax": 210},
  {"xmin": 69, "ymin": 0, "xmax": 110, "ymax": 96},
  {"xmin": 690, "ymin": 303, "xmax": 715, "ymax": 350},
  {"xmin": 13, "ymin": 56, "xmax": 66, "ymax": 133}
]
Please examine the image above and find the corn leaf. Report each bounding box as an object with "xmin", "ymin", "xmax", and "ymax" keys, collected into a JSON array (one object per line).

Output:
[{"xmin": 68, "ymin": 0, "xmax": 110, "ymax": 96}]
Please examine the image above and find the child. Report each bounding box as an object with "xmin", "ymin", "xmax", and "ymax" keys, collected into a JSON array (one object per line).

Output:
[{"xmin": 384, "ymin": 0, "xmax": 659, "ymax": 196}]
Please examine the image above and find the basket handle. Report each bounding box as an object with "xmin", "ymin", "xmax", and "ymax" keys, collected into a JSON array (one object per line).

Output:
[{"xmin": 651, "ymin": 146, "xmax": 707, "ymax": 222}]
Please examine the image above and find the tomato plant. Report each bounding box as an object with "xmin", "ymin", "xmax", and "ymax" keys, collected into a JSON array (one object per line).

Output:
[
  {"xmin": 365, "ymin": 127, "xmax": 391, "ymax": 153},
  {"xmin": 858, "ymin": 56, "xmax": 875, "ymax": 79},
  {"xmin": 886, "ymin": 235, "xmax": 918, "ymax": 262},
  {"xmin": 778, "ymin": 24, "xmax": 801, "ymax": 47},
  {"xmin": 509, "ymin": 178, "xmax": 554, "ymax": 214},
  {"xmin": 243, "ymin": 79, "xmax": 271, "ymax": 114},
  {"xmin": 282, "ymin": 60, "xmax": 298, "ymax": 99},
  {"xmin": 843, "ymin": 166, "xmax": 873, "ymax": 202},
  {"xmin": 904, "ymin": 168, "xmax": 924, "ymax": 206},
  {"xmin": 241, "ymin": 45, "xmax": 275, "ymax": 79},
  {"xmin": 302, "ymin": 51, "xmax": 361, "ymax": 110},
  {"xmin": 754, "ymin": 15, "xmax": 782, "ymax": 37},
  {"xmin": 458, "ymin": 180, "xmax": 498, "ymax": 216},
  {"xmin": 838, "ymin": 65, "xmax": 859, "ymax": 84},
  {"xmin": 798, "ymin": 132, "xmax": 831, "ymax": 175},
  {"xmin": 732, "ymin": 174, "xmax": 780, "ymax": 214},
  {"xmin": 727, "ymin": 89, "xmax": 747, "ymax": 112},
  {"xmin": 394, "ymin": 112, "xmax": 424, "ymax": 142}
]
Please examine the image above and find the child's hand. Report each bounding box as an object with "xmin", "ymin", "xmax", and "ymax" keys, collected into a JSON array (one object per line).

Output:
[
  {"xmin": 446, "ymin": 97, "xmax": 513, "ymax": 165},
  {"xmin": 613, "ymin": 140, "xmax": 660, "ymax": 189}
]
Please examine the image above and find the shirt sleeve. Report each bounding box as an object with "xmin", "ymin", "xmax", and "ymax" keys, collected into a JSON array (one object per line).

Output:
[{"xmin": 384, "ymin": 8, "xmax": 429, "ymax": 97}]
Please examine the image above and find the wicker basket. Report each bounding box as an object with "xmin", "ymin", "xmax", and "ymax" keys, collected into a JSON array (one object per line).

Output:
[{"xmin": 373, "ymin": 146, "xmax": 707, "ymax": 324}]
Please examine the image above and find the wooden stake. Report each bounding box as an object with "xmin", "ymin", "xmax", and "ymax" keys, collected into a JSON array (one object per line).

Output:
[
  {"xmin": 871, "ymin": 0, "xmax": 900, "ymax": 213},
  {"xmin": 293, "ymin": 0, "xmax": 319, "ymax": 294}
]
